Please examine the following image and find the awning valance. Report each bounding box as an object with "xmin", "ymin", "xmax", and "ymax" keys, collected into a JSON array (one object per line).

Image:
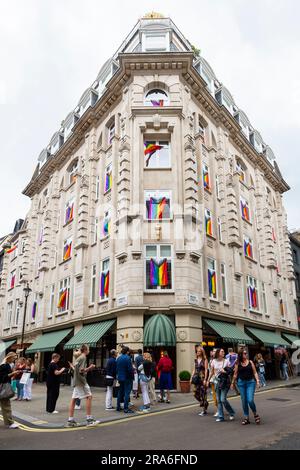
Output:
[
  {"xmin": 26, "ymin": 328, "xmax": 72, "ymax": 353},
  {"xmin": 281, "ymin": 333, "xmax": 300, "ymax": 348},
  {"xmin": 246, "ymin": 327, "xmax": 290, "ymax": 347},
  {"xmin": 0, "ymin": 339, "xmax": 16, "ymax": 355},
  {"xmin": 64, "ymin": 319, "xmax": 116, "ymax": 350},
  {"xmin": 204, "ymin": 319, "xmax": 255, "ymax": 345},
  {"xmin": 144, "ymin": 314, "xmax": 176, "ymax": 347}
]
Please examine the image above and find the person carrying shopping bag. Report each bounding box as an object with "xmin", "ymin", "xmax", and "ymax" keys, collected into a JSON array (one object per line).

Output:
[
  {"xmin": 138, "ymin": 353, "xmax": 152, "ymax": 412},
  {"xmin": 23, "ymin": 358, "xmax": 35, "ymax": 401},
  {"xmin": 0, "ymin": 352, "xmax": 22, "ymax": 428}
]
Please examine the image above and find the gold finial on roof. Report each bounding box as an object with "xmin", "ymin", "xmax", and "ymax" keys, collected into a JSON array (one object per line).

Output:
[{"xmin": 143, "ymin": 12, "xmax": 165, "ymax": 19}]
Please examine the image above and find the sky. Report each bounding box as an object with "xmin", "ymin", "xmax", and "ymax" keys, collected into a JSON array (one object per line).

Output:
[{"xmin": 0, "ymin": 0, "xmax": 299, "ymax": 235}]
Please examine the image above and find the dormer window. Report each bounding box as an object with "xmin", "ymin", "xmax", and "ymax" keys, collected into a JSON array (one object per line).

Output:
[
  {"xmin": 142, "ymin": 33, "xmax": 169, "ymax": 52},
  {"xmin": 144, "ymin": 89, "xmax": 169, "ymax": 107}
]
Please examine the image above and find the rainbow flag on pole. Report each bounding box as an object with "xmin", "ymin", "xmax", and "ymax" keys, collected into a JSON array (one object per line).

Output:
[
  {"xmin": 149, "ymin": 258, "xmax": 168, "ymax": 287},
  {"xmin": 151, "ymin": 99, "xmax": 164, "ymax": 107},
  {"xmin": 146, "ymin": 197, "xmax": 168, "ymax": 219},
  {"xmin": 241, "ymin": 199, "xmax": 250, "ymax": 222},
  {"xmin": 5, "ymin": 245, "xmax": 17, "ymax": 254},
  {"xmin": 63, "ymin": 241, "xmax": 72, "ymax": 261},
  {"xmin": 244, "ymin": 239, "xmax": 253, "ymax": 258},
  {"xmin": 205, "ymin": 212, "xmax": 213, "ymax": 236},
  {"xmin": 65, "ymin": 202, "xmax": 74, "ymax": 224},
  {"xmin": 100, "ymin": 271, "xmax": 110, "ymax": 298},
  {"xmin": 144, "ymin": 142, "xmax": 163, "ymax": 167}
]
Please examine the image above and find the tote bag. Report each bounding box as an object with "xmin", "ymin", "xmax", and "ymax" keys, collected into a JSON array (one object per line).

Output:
[
  {"xmin": 20, "ymin": 373, "xmax": 31, "ymax": 385},
  {"xmin": 0, "ymin": 383, "xmax": 15, "ymax": 400}
]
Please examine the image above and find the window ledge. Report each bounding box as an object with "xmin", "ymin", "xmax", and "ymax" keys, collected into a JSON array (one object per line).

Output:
[
  {"xmin": 219, "ymin": 241, "xmax": 226, "ymax": 246},
  {"xmin": 47, "ymin": 316, "xmax": 53, "ymax": 319},
  {"xmin": 245, "ymin": 256, "xmax": 258, "ymax": 264},
  {"xmin": 8, "ymin": 287, "xmax": 15, "ymax": 292},
  {"xmin": 144, "ymin": 167, "xmax": 172, "ymax": 171},
  {"xmin": 98, "ymin": 299, "xmax": 109, "ymax": 304},
  {"xmin": 206, "ymin": 234, "xmax": 216, "ymax": 241},
  {"xmin": 223, "ymin": 302, "xmax": 230, "ymax": 306},
  {"xmin": 104, "ymin": 189, "xmax": 112, "ymax": 196},
  {"xmin": 209, "ymin": 298, "xmax": 220, "ymax": 303},
  {"xmin": 242, "ymin": 218, "xmax": 252, "ymax": 226},
  {"xmin": 91, "ymin": 241, "xmax": 97, "ymax": 247},
  {"xmin": 63, "ymin": 220, "xmax": 73, "ymax": 228},
  {"xmin": 88, "ymin": 303, "xmax": 95, "ymax": 308},
  {"xmin": 55, "ymin": 311, "xmax": 69, "ymax": 317},
  {"xmin": 101, "ymin": 235, "xmax": 110, "ymax": 242},
  {"xmin": 144, "ymin": 290, "xmax": 174, "ymax": 294},
  {"xmin": 204, "ymin": 188, "xmax": 212, "ymax": 195},
  {"xmin": 249, "ymin": 309, "xmax": 263, "ymax": 315},
  {"xmin": 59, "ymin": 258, "xmax": 71, "ymax": 266},
  {"xmin": 3, "ymin": 327, "xmax": 10, "ymax": 331},
  {"xmin": 146, "ymin": 218, "xmax": 173, "ymax": 222}
]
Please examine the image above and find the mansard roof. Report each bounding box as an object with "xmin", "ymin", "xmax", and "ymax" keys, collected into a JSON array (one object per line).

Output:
[{"xmin": 25, "ymin": 14, "xmax": 287, "ymax": 195}]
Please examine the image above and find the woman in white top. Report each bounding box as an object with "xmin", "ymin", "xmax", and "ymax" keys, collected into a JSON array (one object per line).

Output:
[{"xmin": 208, "ymin": 348, "xmax": 235, "ymax": 422}]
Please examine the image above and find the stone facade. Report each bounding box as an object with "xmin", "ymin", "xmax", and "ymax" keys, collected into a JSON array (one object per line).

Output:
[{"xmin": 0, "ymin": 16, "xmax": 298, "ymax": 386}]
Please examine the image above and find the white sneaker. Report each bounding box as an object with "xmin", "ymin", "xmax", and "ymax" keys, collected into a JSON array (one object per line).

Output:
[
  {"xmin": 198, "ymin": 411, "xmax": 207, "ymax": 416},
  {"xmin": 9, "ymin": 423, "xmax": 19, "ymax": 429},
  {"xmin": 74, "ymin": 405, "xmax": 81, "ymax": 410},
  {"xmin": 86, "ymin": 418, "xmax": 100, "ymax": 426},
  {"xmin": 52, "ymin": 410, "xmax": 59, "ymax": 414},
  {"xmin": 229, "ymin": 415, "xmax": 235, "ymax": 421},
  {"xmin": 214, "ymin": 412, "xmax": 219, "ymax": 417}
]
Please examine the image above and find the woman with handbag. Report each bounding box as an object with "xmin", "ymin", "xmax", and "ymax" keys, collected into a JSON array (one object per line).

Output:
[
  {"xmin": 208, "ymin": 348, "xmax": 235, "ymax": 422},
  {"xmin": 0, "ymin": 352, "xmax": 22, "ymax": 428},
  {"xmin": 208, "ymin": 349, "xmax": 218, "ymax": 417},
  {"xmin": 138, "ymin": 353, "xmax": 152, "ymax": 412},
  {"xmin": 23, "ymin": 358, "xmax": 35, "ymax": 401},
  {"xmin": 191, "ymin": 346, "xmax": 209, "ymax": 416}
]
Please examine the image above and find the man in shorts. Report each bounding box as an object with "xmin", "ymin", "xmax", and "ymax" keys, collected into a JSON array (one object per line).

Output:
[{"xmin": 66, "ymin": 344, "xmax": 100, "ymax": 427}]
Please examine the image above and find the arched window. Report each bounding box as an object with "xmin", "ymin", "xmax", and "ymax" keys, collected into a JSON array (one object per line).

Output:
[{"xmin": 144, "ymin": 89, "xmax": 169, "ymax": 107}]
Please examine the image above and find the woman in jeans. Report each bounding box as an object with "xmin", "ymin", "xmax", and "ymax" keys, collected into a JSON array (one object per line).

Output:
[
  {"xmin": 208, "ymin": 350, "xmax": 218, "ymax": 417},
  {"xmin": 191, "ymin": 346, "xmax": 208, "ymax": 416},
  {"xmin": 208, "ymin": 348, "xmax": 235, "ymax": 422},
  {"xmin": 255, "ymin": 353, "xmax": 266, "ymax": 387},
  {"xmin": 0, "ymin": 353, "xmax": 22, "ymax": 428},
  {"xmin": 231, "ymin": 348, "xmax": 261, "ymax": 425},
  {"xmin": 15, "ymin": 357, "xmax": 26, "ymax": 401}
]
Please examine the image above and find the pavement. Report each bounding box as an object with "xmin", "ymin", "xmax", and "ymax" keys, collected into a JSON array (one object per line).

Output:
[
  {"xmin": 1, "ymin": 384, "xmax": 300, "ymax": 450},
  {"xmin": 5, "ymin": 376, "xmax": 300, "ymax": 429}
]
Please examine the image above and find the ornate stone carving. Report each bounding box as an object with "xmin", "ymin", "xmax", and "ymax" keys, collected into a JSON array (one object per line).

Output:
[
  {"xmin": 177, "ymin": 330, "xmax": 187, "ymax": 341},
  {"xmin": 132, "ymin": 330, "xmax": 142, "ymax": 342}
]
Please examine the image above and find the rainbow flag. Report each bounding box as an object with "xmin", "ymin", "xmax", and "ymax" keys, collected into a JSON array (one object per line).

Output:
[
  {"xmin": 151, "ymin": 99, "xmax": 164, "ymax": 107},
  {"xmin": 105, "ymin": 171, "xmax": 112, "ymax": 192},
  {"xmin": 103, "ymin": 218, "xmax": 111, "ymax": 236},
  {"xmin": 203, "ymin": 168, "xmax": 210, "ymax": 190},
  {"xmin": 10, "ymin": 274, "xmax": 16, "ymax": 289},
  {"xmin": 32, "ymin": 301, "xmax": 37, "ymax": 320},
  {"xmin": 205, "ymin": 213, "xmax": 213, "ymax": 236},
  {"xmin": 149, "ymin": 259, "xmax": 168, "ymax": 287},
  {"xmin": 248, "ymin": 286, "xmax": 257, "ymax": 309},
  {"xmin": 63, "ymin": 242, "xmax": 72, "ymax": 261},
  {"xmin": 5, "ymin": 245, "xmax": 17, "ymax": 254},
  {"xmin": 244, "ymin": 239, "xmax": 253, "ymax": 258},
  {"xmin": 208, "ymin": 269, "xmax": 216, "ymax": 297},
  {"xmin": 58, "ymin": 290, "xmax": 67, "ymax": 309},
  {"xmin": 100, "ymin": 271, "xmax": 109, "ymax": 298},
  {"xmin": 65, "ymin": 202, "xmax": 74, "ymax": 223},
  {"xmin": 146, "ymin": 197, "xmax": 168, "ymax": 219},
  {"xmin": 144, "ymin": 142, "xmax": 163, "ymax": 167},
  {"xmin": 241, "ymin": 200, "xmax": 250, "ymax": 222}
]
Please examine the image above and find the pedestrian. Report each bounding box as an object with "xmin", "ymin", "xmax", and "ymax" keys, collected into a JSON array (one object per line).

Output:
[
  {"xmin": 105, "ymin": 349, "xmax": 117, "ymax": 410},
  {"xmin": 134, "ymin": 349, "xmax": 143, "ymax": 399},
  {"xmin": 255, "ymin": 353, "xmax": 267, "ymax": 387},
  {"xmin": 191, "ymin": 346, "xmax": 209, "ymax": 416},
  {"xmin": 46, "ymin": 353, "xmax": 65, "ymax": 413},
  {"xmin": 231, "ymin": 348, "xmax": 261, "ymax": 425},
  {"xmin": 226, "ymin": 348, "xmax": 239, "ymax": 395},
  {"xmin": 116, "ymin": 346, "xmax": 135, "ymax": 414},
  {"xmin": 208, "ymin": 348, "xmax": 235, "ymax": 422},
  {"xmin": 23, "ymin": 358, "xmax": 35, "ymax": 401},
  {"xmin": 157, "ymin": 351, "xmax": 173, "ymax": 404},
  {"xmin": 138, "ymin": 352, "xmax": 152, "ymax": 412},
  {"xmin": 68, "ymin": 350, "xmax": 82, "ymax": 410},
  {"xmin": 0, "ymin": 352, "xmax": 22, "ymax": 429},
  {"xmin": 148, "ymin": 353, "xmax": 157, "ymax": 404},
  {"xmin": 208, "ymin": 349, "xmax": 218, "ymax": 416},
  {"xmin": 15, "ymin": 357, "xmax": 26, "ymax": 401},
  {"xmin": 280, "ymin": 351, "xmax": 289, "ymax": 381},
  {"xmin": 264, "ymin": 352, "xmax": 273, "ymax": 380},
  {"xmin": 67, "ymin": 344, "xmax": 100, "ymax": 427}
]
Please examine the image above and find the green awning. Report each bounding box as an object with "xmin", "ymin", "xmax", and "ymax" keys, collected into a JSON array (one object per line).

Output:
[
  {"xmin": 246, "ymin": 327, "xmax": 290, "ymax": 347},
  {"xmin": 26, "ymin": 328, "xmax": 72, "ymax": 353},
  {"xmin": 64, "ymin": 319, "xmax": 116, "ymax": 350},
  {"xmin": 144, "ymin": 314, "xmax": 176, "ymax": 347},
  {"xmin": 281, "ymin": 333, "xmax": 300, "ymax": 348},
  {"xmin": 0, "ymin": 339, "xmax": 16, "ymax": 355},
  {"xmin": 204, "ymin": 319, "xmax": 255, "ymax": 345}
]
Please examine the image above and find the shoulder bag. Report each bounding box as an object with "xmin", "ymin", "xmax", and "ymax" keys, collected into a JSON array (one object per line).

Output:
[{"xmin": 0, "ymin": 383, "xmax": 15, "ymax": 400}]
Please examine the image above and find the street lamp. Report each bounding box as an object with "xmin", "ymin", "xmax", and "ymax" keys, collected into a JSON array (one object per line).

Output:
[{"xmin": 20, "ymin": 282, "xmax": 32, "ymax": 357}]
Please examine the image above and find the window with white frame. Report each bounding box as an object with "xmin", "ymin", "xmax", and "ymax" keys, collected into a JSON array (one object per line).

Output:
[
  {"xmin": 18, "ymin": 266, "xmax": 23, "ymax": 283},
  {"xmin": 260, "ymin": 282, "xmax": 267, "ymax": 314},
  {"xmin": 104, "ymin": 163, "xmax": 112, "ymax": 193},
  {"xmin": 20, "ymin": 239, "xmax": 26, "ymax": 254},
  {"xmin": 202, "ymin": 163, "xmax": 211, "ymax": 191},
  {"xmin": 236, "ymin": 160, "xmax": 246, "ymax": 183},
  {"xmin": 57, "ymin": 277, "xmax": 70, "ymax": 313},
  {"xmin": 49, "ymin": 284, "xmax": 55, "ymax": 317},
  {"xmin": 247, "ymin": 275, "xmax": 259, "ymax": 311},
  {"xmin": 244, "ymin": 236, "xmax": 254, "ymax": 259},
  {"xmin": 6, "ymin": 301, "xmax": 13, "ymax": 328},
  {"xmin": 144, "ymin": 89, "xmax": 169, "ymax": 107},
  {"xmin": 100, "ymin": 259, "xmax": 110, "ymax": 300},
  {"xmin": 91, "ymin": 264, "xmax": 97, "ymax": 303},
  {"xmin": 220, "ymin": 262, "xmax": 227, "ymax": 302},
  {"xmin": 93, "ymin": 218, "xmax": 99, "ymax": 244},
  {"xmin": 145, "ymin": 190, "xmax": 171, "ymax": 220},
  {"xmin": 65, "ymin": 198, "xmax": 74, "ymax": 224},
  {"xmin": 215, "ymin": 175, "xmax": 221, "ymax": 200},
  {"xmin": 142, "ymin": 33, "xmax": 168, "ymax": 52},
  {"xmin": 9, "ymin": 270, "xmax": 16, "ymax": 289},
  {"xmin": 63, "ymin": 238, "xmax": 72, "ymax": 261},
  {"xmin": 108, "ymin": 122, "xmax": 115, "ymax": 145},
  {"xmin": 102, "ymin": 210, "xmax": 111, "ymax": 237},
  {"xmin": 69, "ymin": 160, "xmax": 79, "ymax": 185},
  {"xmin": 217, "ymin": 217, "xmax": 222, "ymax": 242},
  {"xmin": 145, "ymin": 245, "xmax": 172, "ymax": 291},
  {"xmin": 144, "ymin": 140, "xmax": 170, "ymax": 168},
  {"xmin": 240, "ymin": 197, "xmax": 250, "ymax": 223},
  {"xmin": 207, "ymin": 258, "xmax": 217, "ymax": 300},
  {"xmin": 14, "ymin": 299, "xmax": 20, "ymax": 326},
  {"xmin": 95, "ymin": 175, "xmax": 100, "ymax": 201},
  {"xmin": 205, "ymin": 209, "xmax": 213, "ymax": 237}
]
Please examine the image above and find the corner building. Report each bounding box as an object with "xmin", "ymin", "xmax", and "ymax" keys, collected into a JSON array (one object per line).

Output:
[{"xmin": 1, "ymin": 14, "xmax": 298, "ymax": 387}]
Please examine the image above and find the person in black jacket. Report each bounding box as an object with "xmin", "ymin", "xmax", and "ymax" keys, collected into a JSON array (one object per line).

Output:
[
  {"xmin": 0, "ymin": 352, "xmax": 22, "ymax": 428},
  {"xmin": 105, "ymin": 349, "xmax": 117, "ymax": 410}
]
